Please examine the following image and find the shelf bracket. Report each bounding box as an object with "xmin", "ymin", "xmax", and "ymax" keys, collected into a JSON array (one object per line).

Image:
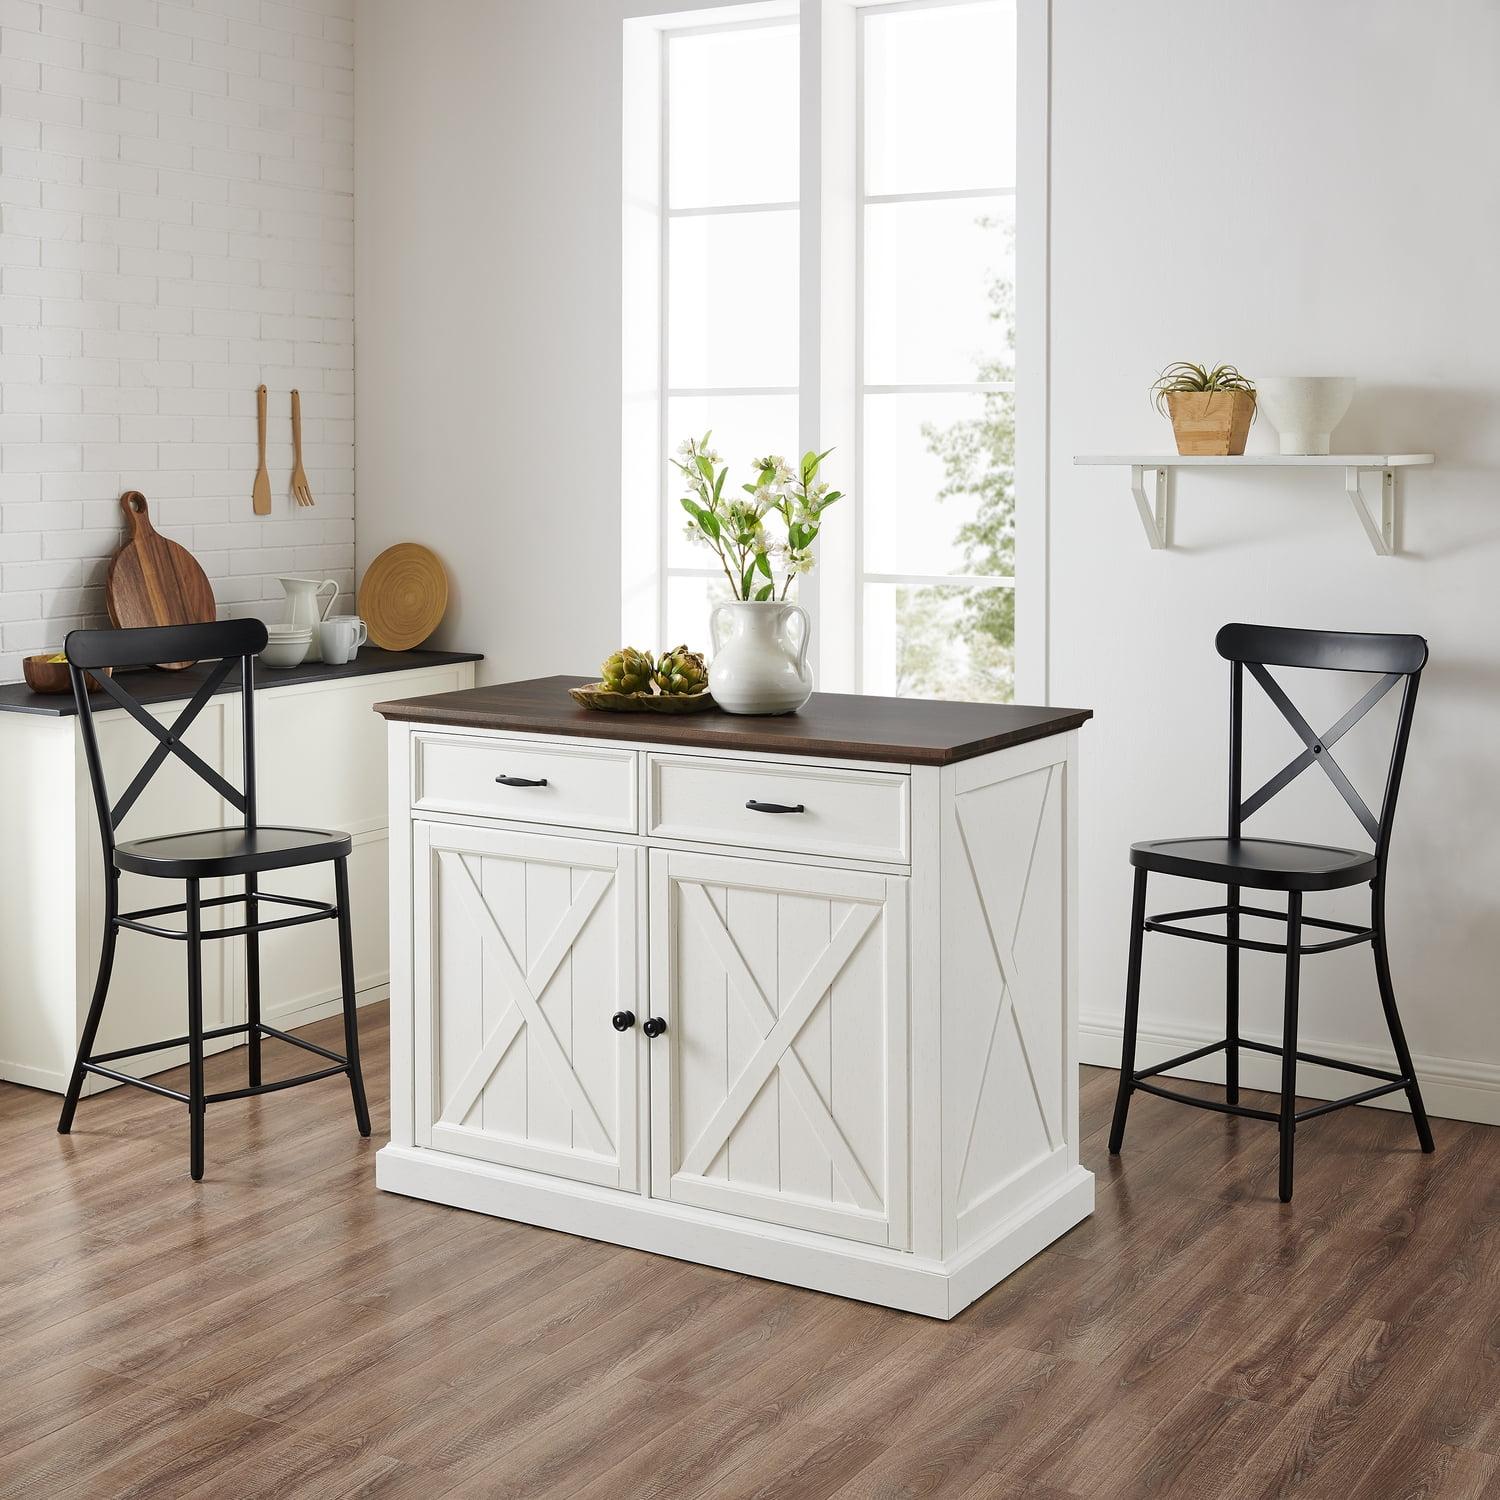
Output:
[
  {"xmin": 1344, "ymin": 466, "xmax": 1396, "ymax": 556},
  {"xmin": 1130, "ymin": 465, "xmax": 1169, "ymax": 550}
]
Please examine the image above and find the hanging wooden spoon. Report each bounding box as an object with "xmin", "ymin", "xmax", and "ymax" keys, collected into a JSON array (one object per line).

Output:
[{"xmin": 252, "ymin": 383, "xmax": 272, "ymax": 515}]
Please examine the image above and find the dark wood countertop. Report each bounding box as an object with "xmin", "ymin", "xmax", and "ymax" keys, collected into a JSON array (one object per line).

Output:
[
  {"xmin": 374, "ymin": 674, "xmax": 1091, "ymax": 766},
  {"xmin": 0, "ymin": 648, "xmax": 483, "ymax": 718}
]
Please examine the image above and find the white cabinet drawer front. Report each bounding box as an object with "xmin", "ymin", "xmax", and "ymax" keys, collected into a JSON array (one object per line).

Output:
[
  {"xmin": 649, "ymin": 849, "xmax": 910, "ymax": 1249},
  {"xmin": 414, "ymin": 733, "xmax": 637, "ymax": 834},
  {"xmin": 414, "ymin": 822, "xmax": 641, "ymax": 1192},
  {"xmin": 646, "ymin": 754, "xmax": 909, "ymax": 864}
]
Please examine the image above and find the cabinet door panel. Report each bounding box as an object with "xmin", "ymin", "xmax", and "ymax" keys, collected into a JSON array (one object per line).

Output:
[
  {"xmin": 88, "ymin": 698, "xmax": 235, "ymax": 1066},
  {"xmin": 415, "ymin": 822, "xmax": 640, "ymax": 1191},
  {"xmin": 649, "ymin": 849, "xmax": 908, "ymax": 1247}
]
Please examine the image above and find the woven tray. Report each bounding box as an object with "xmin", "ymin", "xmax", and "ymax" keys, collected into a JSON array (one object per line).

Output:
[{"xmin": 568, "ymin": 682, "xmax": 716, "ymax": 714}]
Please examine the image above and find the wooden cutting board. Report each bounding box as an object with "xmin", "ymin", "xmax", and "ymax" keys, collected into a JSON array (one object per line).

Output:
[
  {"xmin": 105, "ymin": 491, "xmax": 217, "ymax": 670},
  {"xmin": 358, "ymin": 542, "xmax": 449, "ymax": 650}
]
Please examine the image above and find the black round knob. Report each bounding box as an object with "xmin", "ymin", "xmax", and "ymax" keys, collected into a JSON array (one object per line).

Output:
[
  {"xmin": 642, "ymin": 1016, "xmax": 667, "ymax": 1038},
  {"xmin": 611, "ymin": 1010, "xmax": 635, "ymax": 1032}
]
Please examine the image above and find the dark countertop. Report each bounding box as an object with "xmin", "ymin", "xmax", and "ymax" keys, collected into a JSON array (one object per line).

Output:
[
  {"xmin": 375, "ymin": 674, "xmax": 1091, "ymax": 767},
  {"xmin": 0, "ymin": 648, "xmax": 483, "ymax": 717}
]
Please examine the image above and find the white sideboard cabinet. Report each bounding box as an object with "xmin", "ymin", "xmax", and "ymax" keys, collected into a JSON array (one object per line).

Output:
[
  {"xmin": 0, "ymin": 649, "xmax": 476, "ymax": 1095},
  {"xmin": 376, "ymin": 675, "xmax": 1093, "ymax": 1320}
]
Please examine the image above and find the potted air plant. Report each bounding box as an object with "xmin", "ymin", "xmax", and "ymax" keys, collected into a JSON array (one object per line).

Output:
[{"xmin": 1151, "ymin": 362, "xmax": 1257, "ymax": 456}]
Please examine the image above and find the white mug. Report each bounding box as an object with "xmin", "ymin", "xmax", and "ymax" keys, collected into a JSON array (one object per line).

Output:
[
  {"xmin": 324, "ymin": 614, "xmax": 368, "ymax": 660},
  {"xmin": 319, "ymin": 617, "xmax": 366, "ymax": 666}
]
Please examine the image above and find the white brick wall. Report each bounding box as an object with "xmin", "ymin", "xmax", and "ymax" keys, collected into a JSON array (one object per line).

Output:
[{"xmin": 0, "ymin": 0, "xmax": 354, "ymax": 682}]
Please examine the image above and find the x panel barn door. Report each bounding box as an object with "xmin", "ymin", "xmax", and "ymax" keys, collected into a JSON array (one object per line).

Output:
[
  {"xmin": 649, "ymin": 849, "xmax": 909, "ymax": 1248},
  {"xmin": 414, "ymin": 822, "xmax": 640, "ymax": 1191}
]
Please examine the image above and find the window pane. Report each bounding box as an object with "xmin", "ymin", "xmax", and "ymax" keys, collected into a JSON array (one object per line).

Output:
[
  {"xmin": 669, "ymin": 210, "xmax": 798, "ymax": 388},
  {"xmin": 864, "ymin": 198, "xmax": 1013, "ymax": 386},
  {"xmin": 665, "ymin": 394, "xmax": 799, "ymax": 567},
  {"xmin": 664, "ymin": 572, "xmax": 733, "ymax": 657},
  {"xmin": 864, "ymin": 581, "xmax": 1014, "ymax": 703},
  {"xmin": 863, "ymin": 1, "xmax": 1015, "ymax": 197},
  {"xmin": 862, "ymin": 391, "xmax": 1015, "ymax": 578},
  {"xmin": 669, "ymin": 24, "xmax": 798, "ymax": 210}
]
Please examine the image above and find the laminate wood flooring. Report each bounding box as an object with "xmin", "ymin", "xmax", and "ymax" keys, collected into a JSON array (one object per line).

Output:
[{"xmin": 2, "ymin": 1005, "xmax": 1496, "ymax": 1499}]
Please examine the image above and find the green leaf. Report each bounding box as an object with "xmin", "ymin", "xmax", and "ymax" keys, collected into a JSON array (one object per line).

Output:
[
  {"xmin": 695, "ymin": 454, "xmax": 715, "ymax": 482},
  {"xmin": 754, "ymin": 550, "xmax": 772, "ymax": 578},
  {"xmin": 754, "ymin": 582, "xmax": 774, "ymax": 602},
  {"xmin": 713, "ymin": 467, "xmax": 726, "ymax": 502}
]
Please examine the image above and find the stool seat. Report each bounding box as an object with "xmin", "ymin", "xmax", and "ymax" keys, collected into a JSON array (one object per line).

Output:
[
  {"xmin": 1130, "ymin": 835, "xmax": 1375, "ymax": 892},
  {"xmin": 116, "ymin": 824, "xmax": 353, "ymax": 879}
]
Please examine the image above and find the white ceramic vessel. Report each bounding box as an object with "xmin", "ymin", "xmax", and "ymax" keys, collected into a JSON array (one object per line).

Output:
[
  {"xmin": 708, "ymin": 599, "xmax": 813, "ymax": 715},
  {"xmin": 260, "ymin": 627, "xmax": 311, "ymax": 669},
  {"xmin": 278, "ymin": 575, "xmax": 339, "ymax": 661},
  {"xmin": 1256, "ymin": 376, "xmax": 1356, "ymax": 455}
]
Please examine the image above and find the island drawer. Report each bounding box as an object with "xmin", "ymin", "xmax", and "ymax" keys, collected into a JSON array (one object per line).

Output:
[
  {"xmin": 412, "ymin": 733, "xmax": 637, "ymax": 834},
  {"xmin": 645, "ymin": 752, "xmax": 909, "ymax": 864}
]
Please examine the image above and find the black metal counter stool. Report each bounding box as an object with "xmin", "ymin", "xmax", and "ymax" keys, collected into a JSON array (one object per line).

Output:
[
  {"xmin": 58, "ymin": 619, "xmax": 371, "ymax": 1180},
  {"xmin": 1109, "ymin": 623, "xmax": 1433, "ymax": 1202}
]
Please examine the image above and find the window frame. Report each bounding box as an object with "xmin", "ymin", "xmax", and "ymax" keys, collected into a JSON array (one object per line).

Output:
[{"xmin": 622, "ymin": 0, "xmax": 1051, "ymax": 704}]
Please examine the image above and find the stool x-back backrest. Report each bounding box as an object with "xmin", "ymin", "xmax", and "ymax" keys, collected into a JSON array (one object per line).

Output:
[
  {"xmin": 1216, "ymin": 623, "xmax": 1428, "ymax": 867},
  {"xmin": 65, "ymin": 618, "xmax": 271, "ymax": 865}
]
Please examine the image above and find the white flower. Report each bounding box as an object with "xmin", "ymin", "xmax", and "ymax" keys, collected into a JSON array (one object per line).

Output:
[{"xmin": 677, "ymin": 437, "xmax": 695, "ymax": 457}]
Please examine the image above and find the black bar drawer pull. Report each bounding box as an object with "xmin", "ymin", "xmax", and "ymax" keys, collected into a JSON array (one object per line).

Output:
[
  {"xmin": 495, "ymin": 775, "xmax": 548, "ymax": 787},
  {"xmin": 745, "ymin": 799, "xmax": 805, "ymax": 814}
]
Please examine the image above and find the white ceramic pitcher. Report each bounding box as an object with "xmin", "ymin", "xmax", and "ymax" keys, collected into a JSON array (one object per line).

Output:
[
  {"xmin": 708, "ymin": 599, "xmax": 813, "ymax": 715},
  {"xmin": 279, "ymin": 576, "xmax": 339, "ymax": 662}
]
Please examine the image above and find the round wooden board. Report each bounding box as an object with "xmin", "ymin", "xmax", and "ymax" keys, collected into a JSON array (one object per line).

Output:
[
  {"xmin": 105, "ymin": 491, "xmax": 216, "ymax": 670},
  {"xmin": 358, "ymin": 543, "xmax": 449, "ymax": 651}
]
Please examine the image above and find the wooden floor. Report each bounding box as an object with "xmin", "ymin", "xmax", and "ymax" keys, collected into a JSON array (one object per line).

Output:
[{"xmin": 3, "ymin": 1006, "xmax": 1498, "ymax": 1500}]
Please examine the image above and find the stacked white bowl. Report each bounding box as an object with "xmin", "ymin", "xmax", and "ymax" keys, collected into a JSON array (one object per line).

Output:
[{"xmin": 260, "ymin": 623, "xmax": 313, "ymax": 669}]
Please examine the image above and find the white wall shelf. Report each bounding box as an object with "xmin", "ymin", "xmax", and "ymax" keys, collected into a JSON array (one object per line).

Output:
[{"xmin": 1073, "ymin": 454, "xmax": 1435, "ymax": 556}]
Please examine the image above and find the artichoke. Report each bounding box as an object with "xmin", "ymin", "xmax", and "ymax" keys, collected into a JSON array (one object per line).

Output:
[
  {"xmin": 653, "ymin": 645, "xmax": 709, "ymax": 696},
  {"xmin": 601, "ymin": 647, "xmax": 655, "ymax": 696}
]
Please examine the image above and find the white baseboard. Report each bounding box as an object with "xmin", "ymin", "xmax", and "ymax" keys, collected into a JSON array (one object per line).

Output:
[
  {"xmin": 269, "ymin": 982, "xmax": 389, "ymax": 1035},
  {"xmin": 1080, "ymin": 1011, "xmax": 1500, "ymax": 1128},
  {"xmin": 0, "ymin": 985, "xmax": 389, "ymax": 1098}
]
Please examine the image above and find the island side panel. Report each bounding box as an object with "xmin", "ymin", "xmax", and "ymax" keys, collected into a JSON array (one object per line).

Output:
[
  {"xmin": 388, "ymin": 718, "xmax": 416, "ymax": 1148},
  {"xmin": 940, "ymin": 730, "xmax": 1084, "ymax": 1255}
]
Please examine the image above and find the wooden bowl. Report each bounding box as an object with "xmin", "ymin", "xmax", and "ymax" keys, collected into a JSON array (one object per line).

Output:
[
  {"xmin": 22, "ymin": 655, "xmax": 110, "ymax": 695},
  {"xmin": 568, "ymin": 683, "xmax": 716, "ymax": 714}
]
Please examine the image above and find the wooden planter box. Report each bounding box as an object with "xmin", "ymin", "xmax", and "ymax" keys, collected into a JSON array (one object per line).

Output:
[{"xmin": 1165, "ymin": 390, "xmax": 1256, "ymax": 456}]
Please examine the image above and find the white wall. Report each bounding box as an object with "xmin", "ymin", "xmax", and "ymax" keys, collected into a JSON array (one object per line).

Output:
[
  {"xmin": 355, "ymin": 0, "xmax": 1500, "ymax": 1118},
  {"xmin": 355, "ymin": 0, "xmax": 643, "ymax": 678},
  {"xmin": 1053, "ymin": 0, "xmax": 1500, "ymax": 1119},
  {"xmin": 0, "ymin": 0, "xmax": 355, "ymax": 682}
]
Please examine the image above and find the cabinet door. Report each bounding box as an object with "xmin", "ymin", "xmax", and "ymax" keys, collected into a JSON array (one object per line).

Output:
[
  {"xmin": 87, "ymin": 696, "xmax": 236, "ymax": 1071},
  {"xmin": 649, "ymin": 849, "xmax": 908, "ymax": 1248},
  {"xmin": 414, "ymin": 821, "xmax": 641, "ymax": 1191}
]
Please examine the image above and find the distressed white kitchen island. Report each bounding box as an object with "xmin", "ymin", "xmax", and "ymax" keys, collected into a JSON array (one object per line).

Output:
[{"xmin": 375, "ymin": 676, "xmax": 1093, "ymax": 1319}]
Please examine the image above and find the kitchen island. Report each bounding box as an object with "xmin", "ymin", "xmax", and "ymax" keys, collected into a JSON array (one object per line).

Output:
[{"xmin": 375, "ymin": 676, "xmax": 1092, "ymax": 1319}]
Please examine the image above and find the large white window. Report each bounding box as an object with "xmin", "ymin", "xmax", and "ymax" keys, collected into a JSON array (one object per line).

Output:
[{"xmin": 623, "ymin": 0, "xmax": 1033, "ymax": 703}]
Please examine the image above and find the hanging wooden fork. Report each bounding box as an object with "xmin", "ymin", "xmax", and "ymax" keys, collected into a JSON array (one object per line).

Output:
[{"xmin": 290, "ymin": 389, "xmax": 315, "ymax": 507}]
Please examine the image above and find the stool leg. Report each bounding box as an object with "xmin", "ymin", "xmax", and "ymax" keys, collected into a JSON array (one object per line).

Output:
[
  {"xmin": 1371, "ymin": 883, "xmax": 1434, "ymax": 1154},
  {"xmin": 58, "ymin": 870, "xmax": 120, "ymax": 1134},
  {"xmin": 1278, "ymin": 893, "xmax": 1303, "ymax": 1204},
  {"xmin": 334, "ymin": 857, "xmax": 371, "ymax": 1138},
  {"xmin": 245, "ymin": 873, "xmax": 262, "ymax": 1088},
  {"xmin": 1109, "ymin": 867, "xmax": 1149, "ymax": 1155},
  {"xmin": 1225, "ymin": 884, "xmax": 1240, "ymax": 1106},
  {"xmin": 186, "ymin": 879, "xmax": 206, "ymax": 1182}
]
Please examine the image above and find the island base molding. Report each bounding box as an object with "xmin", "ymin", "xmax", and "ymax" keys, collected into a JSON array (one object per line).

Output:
[{"xmin": 377, "ymin": 1144, "xmax": 1094, "ymax": 1320}]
